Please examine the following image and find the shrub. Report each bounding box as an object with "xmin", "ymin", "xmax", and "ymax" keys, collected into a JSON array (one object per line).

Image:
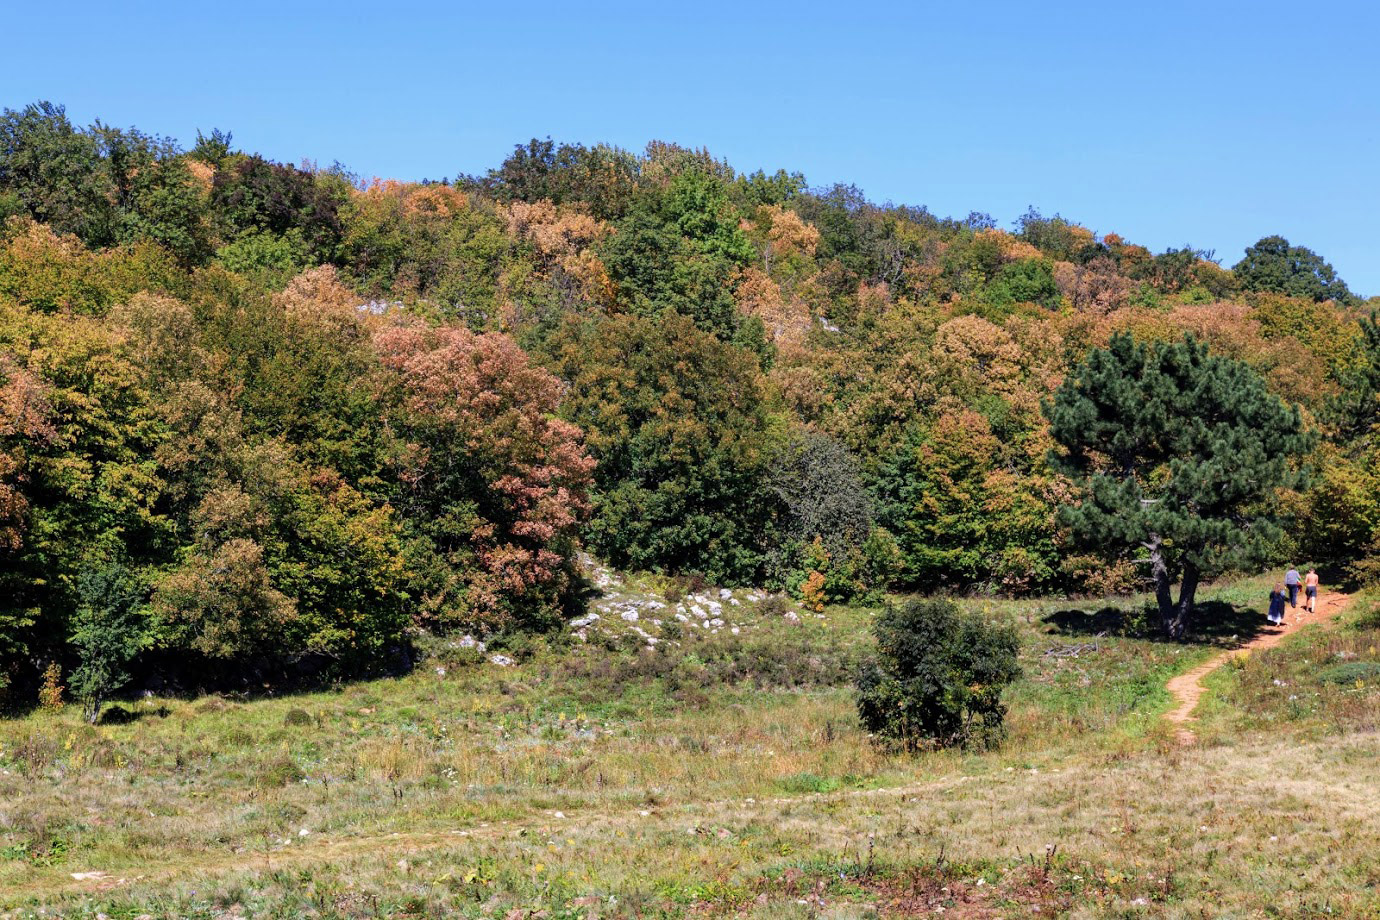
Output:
[
  {"xmin": 283, "ymin": 708, "xmax": 314, "ymax": 727},
  {"xmin": 258, "ymin": 756, "xmax": 306, "ymax": 787},
  {"xmin": 37, "ymin": 663, "xmax": 63, "ymax": 711},
  {"xmin": 1318, "ymin": 661, "xmax": 1380, "ymax": 686},
  {"xmin": 856, "ymin": 598, "xmax": 1020, "ymax": 751}
]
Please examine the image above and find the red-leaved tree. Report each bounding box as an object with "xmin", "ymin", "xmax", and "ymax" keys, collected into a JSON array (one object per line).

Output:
[{"xmin": 373, "ymin": 320, "xmax": 594, "ymax": 633}]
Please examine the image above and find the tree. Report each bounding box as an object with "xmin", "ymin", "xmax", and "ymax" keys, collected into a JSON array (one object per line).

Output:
[
  {"xmin": 544, "ymin": 311, "xmax": 777, "ymax": 583},
  {"xmin": 1233, "ymin": 235, "xmax": 1355, "ymax": 304},
  {"xmin": 856, "ymin": 598, "xmax": 1020, "ymax": 750},
  {"xmin": 374, "ymin": 318, "xmax": 595, "ymax": 634},
  {"xmin": 69, "ymin": 561, "xmax": 148, "ymax": 723},
  {"xmin": 1047, "ymin": 333, "xmax": 1311, "ymax": 637},
  {"xmin": 0, "ymin": 102, "xmax": 116, "ymax": 245},
  {"xmin": 767, "ymin": 431, "xmax": 873, "ymax": 560}
]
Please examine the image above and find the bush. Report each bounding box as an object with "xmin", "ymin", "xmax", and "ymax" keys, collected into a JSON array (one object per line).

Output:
[
  {"xmin": 1318, "ymin": 661, "xmax": 1380, "ymax": 686},
  {"xmin": 856, "ymin": 598, "xmax": 1021, "ymax": 751}
]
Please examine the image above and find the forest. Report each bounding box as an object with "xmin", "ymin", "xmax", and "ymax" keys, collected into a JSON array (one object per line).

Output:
[{"xmin": 2, "ymin": 99, "xmax": 1377, "ymax": 708}]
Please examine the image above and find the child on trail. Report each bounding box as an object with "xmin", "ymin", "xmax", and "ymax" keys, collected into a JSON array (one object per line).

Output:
[
  {"xmin": 1304, "ymin": 568, "xmax": 1319, "ymax": 614},
  {"xmin": 1284, "ymin": 566, "xmax": 1301, "ymax": 608},
  {"xmin": 1267, "ymin": 584, "xmax": 1288, "ymax": 627}
]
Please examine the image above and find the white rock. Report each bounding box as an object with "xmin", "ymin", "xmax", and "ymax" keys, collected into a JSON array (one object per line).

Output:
[
  {"xmin": 620, "ymin": 610, "xmax": 639, "ymax": 622},
  {"xmin": 675, "ymin": 612, "xmax": 689, "ymax": 622},
  {"xmin": 709, "ymin": 618, "xmax": 725, "ymax": 627},
  {"xmin": 730, "ymin": 627, "xmax": 740, "ymax": 635},
  {"xmin": 729, "ymin": 598, "xmax": 741, "ymax": 606},
  {"xmin": 298, "ymin": 828, "xmax": 311, "ymax": 837},
  {"xmin": 489, "ymin": 654, "xmax": 515, "ymax": 667},
  {"xmin": 435, "ymin": 667, "xmax": 446, "ymax": 677},
  {"xmin": 691, "ymin": 605, "xmax": 706, "ymax": 617},
  {"xmin": 784, "ymin": 611, "xmax": 801, "ymax": 623},
  {"xmin": 652, "ymin": 618, "xmax": 663, "ymax": 626},
  {"xmin": 645, "ymin": 600, "xmax": 666, "ymax": 610},
  {"xmin": 569, "ymin": 613, "xmax": 600, "ymax": 629},
  {"xmin": 720, "ymin": 589, "xmax": 733, "ymax": 599}
]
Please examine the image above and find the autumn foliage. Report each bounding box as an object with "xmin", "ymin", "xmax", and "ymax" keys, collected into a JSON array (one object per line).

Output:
[{"xmin": 0, "ymin": 98, "xmax": 1375, "ymax": 703}]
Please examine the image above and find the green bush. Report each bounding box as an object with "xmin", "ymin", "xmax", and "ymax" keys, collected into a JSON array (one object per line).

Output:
[
  {"xmin": 1317, "ymin": 661, "xmax": 1380, "ymax": 685},
  {"xmin": 856, "ymin": 598, "xmax": 1020, "ymax": 751}
]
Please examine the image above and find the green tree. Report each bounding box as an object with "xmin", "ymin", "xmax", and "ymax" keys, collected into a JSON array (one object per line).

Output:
[
  {"xmin": 545, "ymin": 311, "xmax": 777, "ymax": 583},
  {"xmin": 856, "ymin": 598, "xmax": 1020, "ymax": 750},
  {"xmin": 69, "ymin": 560, "xmax": 148, "ymax": 723},
  {"xmin": 1233, "ymin": 235, "xmax": 1355, "ymax": 304},
  {"xmin": 1047, "ymin": 333, "xmax": 1311, "ymax": 637},
  {"xmin": 0, "ymin": 102, "xmax": 116, "ymax": 246}
]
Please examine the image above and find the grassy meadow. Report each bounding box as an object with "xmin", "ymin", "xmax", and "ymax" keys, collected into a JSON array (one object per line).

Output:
[{"xmin": 2, "ymin": 576, "xmax": 1379, "ymax": 919}]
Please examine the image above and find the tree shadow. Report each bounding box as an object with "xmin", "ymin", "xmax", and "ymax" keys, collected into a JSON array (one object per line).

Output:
[
  {"xmin": 97, "ymin": 704, "xmax": 172, "ymax": 725},
  {"xmin": 1043, "ymin": 599, "xmax": 1270, "ymax": 647}
]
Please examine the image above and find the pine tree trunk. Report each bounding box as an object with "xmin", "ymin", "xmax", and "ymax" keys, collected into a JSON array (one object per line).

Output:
[
  {"xmin": 1166, "ymin": 561, "xmax": 1200, "ymax": 640},
  {"xmin": 1147, "ymin": 537, "xmax": 1175, "ymax": 632}
]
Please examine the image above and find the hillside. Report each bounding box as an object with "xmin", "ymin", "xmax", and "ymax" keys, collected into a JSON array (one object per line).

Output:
[{"xmin": 4, "ymin": 101, "xmax": 1380, "ymax": 704}]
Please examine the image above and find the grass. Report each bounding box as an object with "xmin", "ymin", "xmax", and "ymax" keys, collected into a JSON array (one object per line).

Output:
[{"xmin": 1, "ymin": 576, "xmax": 1377, "ymax": 917}]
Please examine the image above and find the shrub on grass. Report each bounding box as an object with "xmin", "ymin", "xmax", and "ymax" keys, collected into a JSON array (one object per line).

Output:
[
  {"xmin": 258, "ymin": 756, "xmax": 305, "ymax": 787},
  {"xmin": 856, "ymin": 598, "xmax": 1021, "ymax": 751},
  {"xmin": 283, "ymin": 708, "xmax": 314, "ymax": 727},
  {"xmin": 1318, "ymin": 661, "xmax": 1380, "ymax": 685}
]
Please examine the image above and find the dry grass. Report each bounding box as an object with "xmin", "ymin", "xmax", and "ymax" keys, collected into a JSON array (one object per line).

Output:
[{"xmin": 3, "ymin": 579, "xmax": 1371, "ymax": 918}]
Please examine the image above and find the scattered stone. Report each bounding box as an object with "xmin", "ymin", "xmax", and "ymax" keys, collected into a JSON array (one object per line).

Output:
[
  {"xmin": 298, "ymin": 827, "xmax": 311, "ymax": 837},
  {"xmin": 489, "ymin": 654, "xmax": 515, "ymax": 667},
  {"xmin": 620, "ymin": 610, "xmax": 639, "ymax": 622},
  {"xmin": 784, "ymin": 611, "xmax": 800, "ymax": 624},
  {"xmin": 70, "ymin": 871, "xmax": 108, "ymax": 881},
  {"xmin": 730, "ymin": 627, "xmax": 740, "ymax": 635},
  {"xmin": 675, "ymin": 612, "xmax": 689, "ymax": 622},
  {"xmin": 709, "ymin": 618, "xmax": 725, "ymax": 627},
  {"xmin": 569, "ymin": 613, "xmax": 599, "ymax": 629},
  {"xmin": 691, "ymin": 605, "xmax": 706, "ymax": 617},
  {"xmin": 720, "ymin": 588, "xmax": 733, "ymax": 599}
]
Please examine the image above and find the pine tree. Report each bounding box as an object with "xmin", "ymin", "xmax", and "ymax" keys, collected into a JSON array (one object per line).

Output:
[{"xmin": 1047, "ymin": 333, "xmax": 1311, "ymax": 637}]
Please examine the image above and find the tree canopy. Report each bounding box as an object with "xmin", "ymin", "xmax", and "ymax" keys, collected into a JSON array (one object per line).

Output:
[
  {"xmin": 1, "ymin": 99, "xmax": 1372, "ymax": 707},
  {"xmin": 1048, "ymin": 333, "xmax": 1312, "ymax": 636}
]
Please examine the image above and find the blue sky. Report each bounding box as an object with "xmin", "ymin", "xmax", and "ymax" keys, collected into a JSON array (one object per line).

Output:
[{"xmin": 5, "ymin": 0, "xmax": 1377, "ymax": 293}]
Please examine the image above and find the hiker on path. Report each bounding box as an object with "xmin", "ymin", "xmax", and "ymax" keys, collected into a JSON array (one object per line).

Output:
[
  {"xmin": 1304, "ymin": 568, "xmax": 1320, "ymax": 614},
  {"xmin": 1285, "ymin": 566, "xmax": 1302, "ymax": 608},
  {"xmin": 1268, "ymin": 583, "xmax": 1288, "ymax": 627}
]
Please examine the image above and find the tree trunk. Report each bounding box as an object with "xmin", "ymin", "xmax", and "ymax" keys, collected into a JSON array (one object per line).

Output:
[{"xmin": 1165, "ymin": 561, "xmax": 1200, "ymax": 640}]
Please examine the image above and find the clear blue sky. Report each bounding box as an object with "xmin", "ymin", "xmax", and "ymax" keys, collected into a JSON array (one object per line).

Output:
[{"xmin": 5, "ymin": 0, "xmax": 1377, "ymax": 293}]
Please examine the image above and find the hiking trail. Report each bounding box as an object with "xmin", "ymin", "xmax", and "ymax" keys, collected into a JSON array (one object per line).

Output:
[{"xmin": 1165, "ymin": 589, "xmax": 1352, "ymax": 744}]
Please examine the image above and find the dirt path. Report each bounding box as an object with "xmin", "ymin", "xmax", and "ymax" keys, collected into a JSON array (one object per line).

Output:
[{"xmin": 1165, "ymin": 589, "xmax": 1352, "ymax": 743}]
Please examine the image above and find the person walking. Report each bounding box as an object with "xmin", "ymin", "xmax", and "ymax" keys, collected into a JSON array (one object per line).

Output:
[
  {"xmin": 1285, "ymin": 566, "xmax": 1302, "ymax": 608},
  {"xmin": 1304, "ymin": 568, "xmax": 1320, "ymax": 614},
  {"xmin": 1268, "ymin": 583, "xmax": 1288, "ymax": 627}
]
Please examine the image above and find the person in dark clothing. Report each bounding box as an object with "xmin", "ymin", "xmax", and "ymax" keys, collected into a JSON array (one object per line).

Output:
[{"xmin": 1267, "ymin": 584, "xmax": 1288, "ymax": 628}]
